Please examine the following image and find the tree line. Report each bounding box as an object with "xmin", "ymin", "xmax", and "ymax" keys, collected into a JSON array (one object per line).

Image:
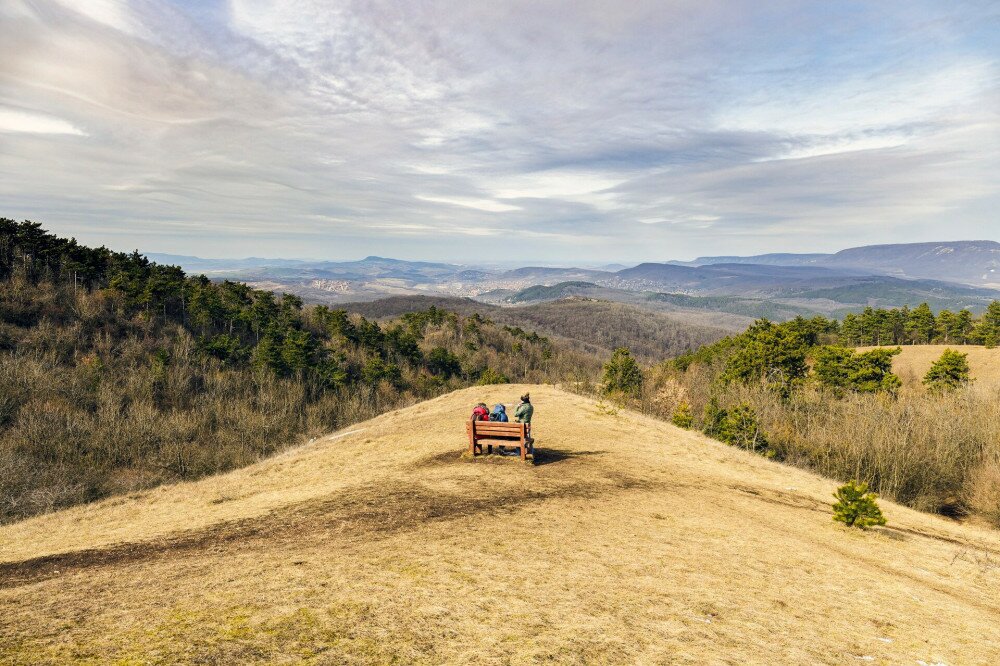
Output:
[{"xmin": 839, "ymin": 303, "xmax": 1000, "ymax": 347}]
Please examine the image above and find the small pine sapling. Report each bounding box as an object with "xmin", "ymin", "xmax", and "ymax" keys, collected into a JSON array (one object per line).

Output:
[
  {"xmin": 832, "ymin": 480, "xmax": 887, "ymax": 529},
  {"xmin": 672, "ymin": 401, "xmax": 693, "ymax": 429}
]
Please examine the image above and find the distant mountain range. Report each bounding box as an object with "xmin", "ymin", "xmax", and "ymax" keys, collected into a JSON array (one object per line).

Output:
[
  {"xmin": 148, "ymin": 240, "xmax": 1000, "ymax": 323},
  {"xmin": 671, "ymin": 241, "xmax": 1000, "ymax": 287}
]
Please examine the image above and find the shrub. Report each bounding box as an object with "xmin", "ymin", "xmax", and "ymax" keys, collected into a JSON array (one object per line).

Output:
[
  {"xmin": 718, "ymin": 404, "xmax": 768, "ymax": 451},
  {"xmin": 832, "ymin": 480, "xmax": 887, "ymax": 529},
  {"xmin": 814, "ymin": 346, "xmax": 902, "ymax": 394},
  {"xmin": 704, "ymin": 400, "xmax": 768, "ymax": 451},
  {"xmin": 671, "ymin": 401, "xmax": 693, "ymax": 429},
  {"xmin": 923, "ymin": 349, "xmax": 971, "ymax": 392},
  {"xmin": 477, "ymin": 367, "xmax": 509, "ymax": 385},
  {"xmin": 964, "ymin": 458, "xmax": 1000, "ymax": 527},
  {"xmin": 602, "ymin": 347, "xmax": 643, "ymax": 397}
]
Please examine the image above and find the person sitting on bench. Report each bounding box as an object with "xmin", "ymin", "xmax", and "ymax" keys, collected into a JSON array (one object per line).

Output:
[{"xmin": 471, "ymin": 402, "xmax": 489, "ymax": 421}]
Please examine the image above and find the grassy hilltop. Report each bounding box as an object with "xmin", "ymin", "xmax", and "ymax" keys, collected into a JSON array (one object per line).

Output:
[{"xmin": 3, "ymin": 385, "xmax": 999, "ymax": 665}]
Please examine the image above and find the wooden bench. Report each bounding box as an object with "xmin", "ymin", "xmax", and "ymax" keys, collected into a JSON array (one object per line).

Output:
[{"xmin": 467, "ymin": 420, "xmax": 533, "ymax": 461}]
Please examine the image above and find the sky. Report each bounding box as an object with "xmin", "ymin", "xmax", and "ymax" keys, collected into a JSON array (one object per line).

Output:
[{"xmin": 0, "ymin": 0, "xmax": 998, "ymax": 263}]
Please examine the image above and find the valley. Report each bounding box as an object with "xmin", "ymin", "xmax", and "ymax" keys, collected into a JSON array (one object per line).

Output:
[{"xmin": 154, "ymin": 241, "xmax": 1000, "ymax": 327}]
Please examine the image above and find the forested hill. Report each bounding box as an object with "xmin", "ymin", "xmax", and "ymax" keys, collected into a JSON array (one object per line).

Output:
[
  {"xmin": 343, "ymin": 295, "xmax": 728, "ymax": 362},
  {"xmin": 0, "ymin": 219, "xmax": 600, "ymax": 522}
]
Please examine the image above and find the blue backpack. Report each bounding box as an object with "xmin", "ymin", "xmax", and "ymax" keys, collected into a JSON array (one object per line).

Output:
[{"xmin": 489, "ymin": 404, "xmax": 508, "ymax": 422}]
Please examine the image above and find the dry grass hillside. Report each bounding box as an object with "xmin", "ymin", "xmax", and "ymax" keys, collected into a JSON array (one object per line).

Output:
[
  {"xmin": 2, "ymin": 385, "xmax": 999, "ymax": 665},
  {"xmin": 860, "ymin": 344, "xmax": 1000, "ymax": 390}
]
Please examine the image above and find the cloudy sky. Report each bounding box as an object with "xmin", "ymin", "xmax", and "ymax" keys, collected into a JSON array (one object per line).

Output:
[{"xmin": 1, "ymin": 1, "xmax": 998, "ymax": 263}]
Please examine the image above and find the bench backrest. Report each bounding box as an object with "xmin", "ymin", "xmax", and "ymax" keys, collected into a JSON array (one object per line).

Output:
[{"xmin": 467, "ymin": 420, "xmax": 525, "ymax": 438}]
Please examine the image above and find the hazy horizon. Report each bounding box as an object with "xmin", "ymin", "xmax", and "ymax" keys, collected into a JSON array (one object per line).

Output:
[
  {"xmin": 135, "ymin": 238, "xmax": 1000, "ymax": 268},
  {"xmin": 2, "ymin": 1, "xmax": 998, "ymax": 262}
]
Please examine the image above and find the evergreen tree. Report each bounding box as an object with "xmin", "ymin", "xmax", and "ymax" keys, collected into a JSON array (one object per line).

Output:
[
  {"xmin": 722, "ymin": 319, "xmax": 807, "ymax": 393},
  {"xmin": 427, "ymin": 347, "xmax": 462, "ymax": 378},
  {"xmin": 935, "ymin": 310, "xmax": 955, "ymax": 344},
  {"xmin": 906, "ymin": 303, "xmax": 936, "ymax": 344},
  {"xmin": 951, "ymin": 309, "xmax": 975, "ymax": 344},
  {"xmin": 477, "ymin": 368, "xmax": 509, "ymax": 385},
  {"xmin": 671, "ymin": 401, "xmax": 693, "ymax": 429},
  {"xmin": 602, "ymin": 347, "xmax": 643, "ymax": 396},
  {"xmin": 923, "ymin": 349, "xmax": 971, "ymax": 392},
  {"xmin": 280, "ymin": 329, "xmax": 317, "ymax": 374},
  {"xmin": 978, "ymin": 301, "xmax": 1000, "ymax": 348},
  {"xmin": 253, "ymin": 331, "xmax": 284, "ymax": 374},
  {"xmin": 832, "ymin": 481, "xmax": 886, "ymax": 529},
  {"xmin": 840, "ymin": 313, "xmax": 861, "ymax": 346},
  {"xmin": 362, "ymin": 357, "xmax": 401, "ymax": 385},
  {"xmin": 888, "ymin": 307, "xmax": 908, "ymax": 345},
  {"xmin": 716, "ymin": 404, "xmax": 768, "ymax": 451},
  {"xmin": 814, "ymin": 346, "xmax": 902, "ymax": 394}
]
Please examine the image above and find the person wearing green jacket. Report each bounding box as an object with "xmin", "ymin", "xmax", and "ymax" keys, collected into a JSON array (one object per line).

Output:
[{"xmin": 514, "ymin": 393, "xmax": 534, "ymax": 450}]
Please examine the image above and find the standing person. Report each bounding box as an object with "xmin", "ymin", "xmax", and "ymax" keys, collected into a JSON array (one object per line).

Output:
[{"xmin": 514, "ymin": 393, "xmax": 534, "ymax": 451}]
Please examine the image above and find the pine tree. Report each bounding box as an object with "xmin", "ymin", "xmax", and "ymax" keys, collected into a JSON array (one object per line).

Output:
[
  {"xmin": 722, "ymin": 319, "xmax": 808, "ymax": 394},
  {"xmin": 840, "ymin": 313, "xmax": 862, "ymax": 346},
  {"xmin": 477, "ymin": 367, "xmax": 509, "ymax": 385},
  {"xmin": 602, "ymin": 347, "xmax": 643, "ymax": 397},
  {"xmin": 923, "ymin": 348, "xmax": 971, "ymax": 392},
  {"xmin": 952, "ymin": 309, "xmax": 974, "ymax": 344},
  {"xmin": 253, "ymin": 331, "xmax": 284, "ymax": 374},
  {"xmin": 671, "ymin": 401, "xmax": 693, "ymax": 429},
  {"xmin": 906, "ymin": 303, "xmax": 935, "ymax": 344},
  {"xmin": 979, "ymin": 301, "xmax": 1000, "ymax": 348},
  {"xmin": 935, "ymin": 310, "xmax": 954, "ymax": 344},
  {"xmin": 427, "ymin": 347, "xmax": 462, "ymax": 378},
  {"xmin": 280, "ymin": 329, "xmax": 316, "ymax": 374},
  {"xmin": 813, "ymin": 346, "xmax": 902, "ymax": 394},
  {"xmin": 717, "ymin": 404, "xmax": 768, "ymax": 451},
  {"xmin": 832, "ymin": 481, "xmax": 887, "ymax": 529}
]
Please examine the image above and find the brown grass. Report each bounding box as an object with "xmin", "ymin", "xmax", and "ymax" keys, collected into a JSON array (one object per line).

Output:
[{"xmin": 2, "ymin": 385, "xmax": 1000, "ymax": 664}]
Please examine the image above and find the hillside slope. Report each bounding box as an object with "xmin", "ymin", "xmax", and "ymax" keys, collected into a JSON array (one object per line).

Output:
[{"xmin": 2, "ymin": 386, "xmax": 999, "ymax": 664}]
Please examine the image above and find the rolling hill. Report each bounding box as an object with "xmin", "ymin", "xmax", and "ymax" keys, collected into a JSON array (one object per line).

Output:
[
  {"xmin": 2, "ymin": 385, "xmax": 998, "ymax": 664},
  {"xmin": 343, "ymin": 295, "xmax": 730, "ymax": 361}
]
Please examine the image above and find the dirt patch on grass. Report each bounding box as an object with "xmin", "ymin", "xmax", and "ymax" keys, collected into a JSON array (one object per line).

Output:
[{"xmin": 0, "ymin": 466, "xmax": 662, "ymax": 590}]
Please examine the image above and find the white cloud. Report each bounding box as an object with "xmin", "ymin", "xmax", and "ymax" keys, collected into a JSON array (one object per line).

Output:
[
  {"xmin": 0, "ymin": 108, "xmax": 87, "ymax": 135},
  {"xmin": 0, "ymin": 0, "xmax": 997, "ymax": 260},
  {"xmin": 54, "ymin": 0, "xmax": 141, "ymax": 35},
  {"xmin": 415, "ymin": 195, "xmax": 521, "ymax": 213}
]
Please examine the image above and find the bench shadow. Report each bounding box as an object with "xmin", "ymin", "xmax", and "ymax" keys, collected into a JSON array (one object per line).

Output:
[{"xmin": 532, "ymin": 449, "xmax": 607, "ymax": 466}]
